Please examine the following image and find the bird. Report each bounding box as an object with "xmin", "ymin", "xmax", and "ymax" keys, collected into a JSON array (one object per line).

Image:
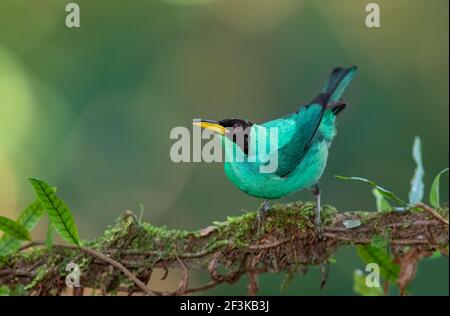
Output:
[{"xmin": 193, "ymin": 66, "xmax": 357, "ymax": 229}]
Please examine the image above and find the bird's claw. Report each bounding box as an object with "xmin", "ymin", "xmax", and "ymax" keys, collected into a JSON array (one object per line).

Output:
[{"xmin": 315, "ymin": 225, "xmax": 324, "ymax": 240}]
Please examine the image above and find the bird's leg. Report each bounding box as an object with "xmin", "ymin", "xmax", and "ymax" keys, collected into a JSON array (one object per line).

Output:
[
  {"xmin": 312, "ymin": 183, "xmax": 321, "ymax": 228},
  {"xmin": 254, "ymin": 200, "xmax": 270, "ymax": 234}
]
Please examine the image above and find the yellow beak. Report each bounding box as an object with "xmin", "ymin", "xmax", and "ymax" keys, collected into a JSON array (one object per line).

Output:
[{"xmin": 193, "ymin": 120, "xmax": 227, "ymax": 135}]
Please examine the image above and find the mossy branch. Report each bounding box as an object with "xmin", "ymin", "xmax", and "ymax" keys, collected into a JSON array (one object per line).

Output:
[{"xmin": 0, "ymin": 202, "xmax": 448, "ymax": 296}]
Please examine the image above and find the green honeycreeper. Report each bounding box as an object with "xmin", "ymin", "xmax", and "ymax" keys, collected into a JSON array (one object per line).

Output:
[{"xmin": 194, "ymin": 66, "xmax": 357, "ymax": 227}]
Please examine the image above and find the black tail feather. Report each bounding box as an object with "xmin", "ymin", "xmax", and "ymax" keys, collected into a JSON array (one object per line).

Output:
[{"xmin": 331, "ymin": 99, "xmax": 347, "ymax": 115}]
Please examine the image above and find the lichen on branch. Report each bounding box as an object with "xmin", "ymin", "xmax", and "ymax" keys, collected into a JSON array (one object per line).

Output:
[{"xmin": 0, "ymin": 201, "xmax": 448, "ymax": 296}]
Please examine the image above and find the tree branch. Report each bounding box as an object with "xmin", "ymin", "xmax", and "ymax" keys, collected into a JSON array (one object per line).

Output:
[{"xmin": 0, "ymin": 202, "xmax": 448, "ymax": 296}]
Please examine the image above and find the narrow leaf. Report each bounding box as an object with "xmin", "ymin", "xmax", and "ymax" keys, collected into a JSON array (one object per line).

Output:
[
  {"xmin": 357, "ymin": 246, "xmax": 400, "ymax": 283},
  {"xmin": 429, "ymin": 168, "xmax": 449, "ymax": 208},
  {"xmin": 372, "ymin": 189, "xmax": 391, "ymax": 212},
  {"xmin": 408, "ymin": 137, "xmax": 425, "ymax": 204},
  {"xmin": 335, "ymin": 175, "xmax": 407, "ymax": 206},
  {"xmin": 29, "ymin": 178, "xmax": 80, "ymax": 245},
  {"xmin": 0, "ymin": 236, "xmax": 21, "ymax": 258},
  {"xmin": 0, "ymin": 200, "xmax": 45, "ymax": 256},
  {"xmin": 17, "ymin": 199, "xmax": 46, "ymax": 230},
  {"xmin": 0, "ymin": 216, "xmax": 31, "ymax": 241},
  {"xmin": 353, "ymin": 270, "xmax": 383, "ymax": 296}
]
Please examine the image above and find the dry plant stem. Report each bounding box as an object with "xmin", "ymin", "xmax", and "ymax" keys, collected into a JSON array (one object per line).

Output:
[
  {"xmin": 416, "ymin": 203, "xmax": 449, "ymax": 225},
  {"xmin": 79, "ymin": 247, "xmax": 157, "ymax": 296},
  {"xmin": 0, "ymin": 202, "xmax": 448, "ymax": 296}
]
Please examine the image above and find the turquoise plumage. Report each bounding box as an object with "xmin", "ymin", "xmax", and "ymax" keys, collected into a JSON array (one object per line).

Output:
[{"xmin": 195, "ymin": 66, "xmax": 357, "ymax": 226}]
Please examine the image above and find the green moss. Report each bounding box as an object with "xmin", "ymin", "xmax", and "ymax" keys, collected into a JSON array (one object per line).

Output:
[
  {"xmin": 142, "ymin": 223, "xmax": 192, "ymax": 240},
  {"xmin": 125, "ymin": 202, "xmax": 338, "ymax": 254},
  {"xmin": 437, "ymin": 208, "xmax": 449, "ymax": 217},
  {"xmin": 24, "ymin": 264, "xmax": 47, "ymax": 290}
]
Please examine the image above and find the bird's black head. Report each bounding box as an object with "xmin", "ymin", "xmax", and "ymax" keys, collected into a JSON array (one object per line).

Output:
[
  {"xmin": 219, "ymin": 118, "xmax": 254, "ymax": 155},
  {"xmin": 193, "ymin": 118, "xmax": 254, "ymax": 155},
  {"xmin": 218, "ymin": 118, "xmax": 253, "ymax": 130}
]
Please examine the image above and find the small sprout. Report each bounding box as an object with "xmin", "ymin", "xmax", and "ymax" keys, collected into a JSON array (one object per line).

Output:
[
  {"xmin": 429, "ymin": 168, "xmax": 449, "ymax": 208},
  {"xmin": 372, "ymin": 188, "xmax": 392, "ymax": 212},
  {"xmin": 29, "ymin": 178, "xmax": 80, "ymax": 246}
]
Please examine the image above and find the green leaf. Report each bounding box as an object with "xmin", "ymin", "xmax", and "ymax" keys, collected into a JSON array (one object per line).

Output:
[
  {"xmin": 357, "ymin": 246, "xmax": 400, "ymax": 283},
  {"xmin": 0, "ymin": 285, "xmax": 11, "ymax": 296},
  {"xmin": 408, "ymin": 137, "xmax": 425, "ymax": 204},
  {"xmin": 335, "ymin": 175, "xmax": 407, "ymax": 206},
  {"xmin": 429, "ymin": 168, "xmax": 449, "ymax": 208},
  {"xmin": 353, "ymin": 270, "xmax": 383, "ymax": 296},
  {"xmin": 29, "ymin": 178, "xmax": 80, "ymax": 246},
  {"xmin": 0, "ymin": 216, "xmax": 31, "ymax": 241},
  {"xmin": 372, "ymin": 189, "xmax": 392, "ymax": 212},
  {"xmin": 0, "ymin": 236, "xmax": 20, "ymax": 258},
  {"xmin": 0, "ymin": 200, "xmax": 45, "ymax": 256},
  {"xmin": 45, "ymin": 220, "xmax": 54, "ymax": 248},
  {"xmin": 17, "ymin": 199, "xmax": 46, "ymax": 230}
]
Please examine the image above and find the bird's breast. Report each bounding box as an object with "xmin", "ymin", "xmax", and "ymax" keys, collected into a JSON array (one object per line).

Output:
[{"xmin": 223, "ymin": 140, "xmax": 329, "ymax": 199}]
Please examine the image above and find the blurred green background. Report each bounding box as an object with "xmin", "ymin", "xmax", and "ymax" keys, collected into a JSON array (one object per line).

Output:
[{"xmin": 0, "ymin": 0, "xmax": 448, "ymax": 295}]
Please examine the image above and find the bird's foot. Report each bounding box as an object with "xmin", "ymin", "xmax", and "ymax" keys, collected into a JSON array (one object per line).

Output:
[
  {"xmin": 314, "ymin": 215, "xmax": 324, "ymax": 240},
  {"xmin": 314, "ymin": 227, "xmax": 324, "ymax": 241},
  {"xmin": 313, "ymin": 203, "xmax": 325, "ymax": 240},
  {"xmin": 259, "ymin": 199, "xmax": 270, "ymax": 213},
  {"xmin": 253, "ymin": 200, "xmax": 270, "ymax": 235}
]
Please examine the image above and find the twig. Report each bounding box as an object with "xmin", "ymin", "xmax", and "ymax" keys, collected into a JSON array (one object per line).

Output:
[
  {"xmin": 185, "ymin": 281, "xmax": 221, "ymax": 294},
  {"xmin": 416, "ymin": 203, "xmax": 449, "ymax": 225},
  {"xmin": 78, "ymin": 247, "xmax": 157, "ymax": 296},
  {"xmin": 247, "ymin": 271, "xmax": 259, "ymax": 296},
  {"xmin": 248, "ymin": 233, "xmax": 303, "ymax": 251},
  {"xmin": 17, "ymin": 241, "xmax": 157, "ymax": 296},
  {"xmin": 18, "ymin": 240, "xmax": 46, "ymax": 252},
  {"xmin": 174, "ymin": 256, "xmax": 189, "ymax": 296}
]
